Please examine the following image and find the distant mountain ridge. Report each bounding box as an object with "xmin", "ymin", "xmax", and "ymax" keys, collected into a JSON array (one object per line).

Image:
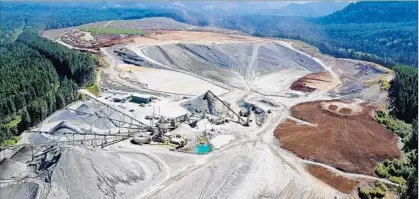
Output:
[
  {"xmin": 320, "ymin": 1, "xmax": 418, "ymax": 23},
  {"xmin": 262, "ymin": 1, "xmax": 350, "ymax": 17}
]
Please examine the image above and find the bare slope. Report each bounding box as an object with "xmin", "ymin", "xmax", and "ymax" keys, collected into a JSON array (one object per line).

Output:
[
  {"xmin": 141, "ymin": 42, "xmax": 325, "ymax": 88},
  {"xmin": 46, "ymin": 147, "xmax": 146, "ymax": 199},
  {"xmin": 274, "ymin": 100, "xmax": 401, "ymax": 175}
]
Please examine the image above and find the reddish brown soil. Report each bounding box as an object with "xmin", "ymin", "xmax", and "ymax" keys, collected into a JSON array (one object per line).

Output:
[
  {"xmin": 290, "ymin": 72, "xmax": 333, "ymax": 92},
  {"xmin": 339, "ymin": 108, "xmax": 353, "ymax": 114},
  {"xmin": 329, "ymin": 105, "xmax": 338, "ymax": 111},
  {"xmin": 290, "ymin": 81, "xmax": 316, "ymax": 92},
  {"xmin": 307, "ymin": 165, "xmax": 360, "ymax": 194},
  {"xmin": 274, "ymin": 100, "xmax": 401, "ymax": 175}
]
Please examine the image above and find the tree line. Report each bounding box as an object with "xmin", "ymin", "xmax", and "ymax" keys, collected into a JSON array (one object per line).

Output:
[
  {"xmin": 1, "ymin": 2, "xmax": 416, "ymax": 67},
  {"xmin": 17, "ymin": 31, "xmax": 94, "ymax": 85},
  {"xmin": 374, "ymin": 65, "xmax": 418, "ymax": 199},
  {"xmin": 0, "ymin": 2, "xmax": 187, "ymax": 43},
  {"xmin": 0, "ymin": 32, "xmax": 93, "ymax": 145}
]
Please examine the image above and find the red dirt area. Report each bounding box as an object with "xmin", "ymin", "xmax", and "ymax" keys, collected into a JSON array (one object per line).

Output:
[
  {"xmin": 290, "ymin": 81, "xmax": 316, "ymax": 92},
  {"xmin": 339, "ymin": 108, "xmax": 352, "ymax": 114},
  {"xmin": 329, "ymin": 105, "xmax": 338, "ymax": 111},
  {"xmin": 290, "ymin": 72, "xmax": 333, "ymax": 92},
  {"xmin": 274, "ymin": 100, "xmax": 401, "ymax": 175},
  {"xmin": 307, "ymin": 165, "xmax": 360, "ymax": 194}
]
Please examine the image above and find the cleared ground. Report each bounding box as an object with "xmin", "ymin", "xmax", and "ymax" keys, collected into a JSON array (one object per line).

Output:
[
  {"xmin": 274, "ymin": 100, "xmax": 401, "ymax": 175},
  {"xmin": 307, "ymin": 165, "xmax": 360, "ymax": 194},
  {"xmin": 290, "ymin": 72, "xmax": 337, "ymax": 92},
  {"xmin": 119, "ymin": 64, "xmax": 227, "ymax": 96},
  {"xmin": 1, "ymin": 21, "xmax": 400, "ymax": 199}
]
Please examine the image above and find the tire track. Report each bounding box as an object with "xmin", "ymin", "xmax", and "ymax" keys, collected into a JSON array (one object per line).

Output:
[
  {"xmin": 198, "ymin": 165, "xmax": 215, "ymax": 199},
  {"xmin": 204, "ymin": 156, "xmax": 245, "ymax": 199}
]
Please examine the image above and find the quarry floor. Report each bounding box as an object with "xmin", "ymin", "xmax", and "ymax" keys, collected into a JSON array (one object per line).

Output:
[{"xmin": 1, "ymin": 28, "xmax": 398, "ymax": 199}]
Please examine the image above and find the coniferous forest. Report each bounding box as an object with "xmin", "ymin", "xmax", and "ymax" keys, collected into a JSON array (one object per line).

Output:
[{"xmin": 0, "ymin": 32, "xmax": 94, "ymax": 144}]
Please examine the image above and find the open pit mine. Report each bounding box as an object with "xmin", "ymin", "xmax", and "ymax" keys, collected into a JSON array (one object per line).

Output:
[{"xmin": 1, "ymin": 18, "xmax": 399, "ymax": 199}]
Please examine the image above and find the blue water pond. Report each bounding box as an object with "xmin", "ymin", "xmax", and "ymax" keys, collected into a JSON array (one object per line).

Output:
[{"xmin": 196, "ymin": 145, "xmax": 211, "ymax": 154}]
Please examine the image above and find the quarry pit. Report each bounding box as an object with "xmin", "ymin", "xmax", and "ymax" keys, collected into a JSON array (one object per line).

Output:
[{"xmin": 1, "ymin": 18, "xmax": 398, "ymax": 199}]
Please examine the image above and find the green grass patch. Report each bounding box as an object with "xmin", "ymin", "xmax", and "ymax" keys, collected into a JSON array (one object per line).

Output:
[
  {"xmin": 86, "ymin": 83, "xmax": 100, "ymax": 97},
  {"xmin": 380, "ymin": 78, "xmax": 390, "ymax": 90},
  {"xmin": 1, "ymin": 136, "xmax": 21, "ymax": 146},
  {"xmin": 358, "ymin": 182, "xmax": 387, "ymax": 199},
  {"xmin": 81, "ymin": 27, "xmax": 147, "ymax": 35},
  {"xmin": 5, "ymin": 115, "xmax": 22, "ymax": 128},
  {"xmin": 376, "ymin": 111, "xmax": 411, "ymax": 140},
  {"xmin": 84, "ymin": 69, "xmax": 100, "ymax": 96},
  {"xmin": 389, "ymin": 176, "xmax": 406, "ymax": 185},
  {"xmin": 376, "ymin": 163, "xmax": 389, "ymax": 178}
]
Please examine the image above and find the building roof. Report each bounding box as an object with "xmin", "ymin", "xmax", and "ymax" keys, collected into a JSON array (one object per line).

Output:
[{"xmin": 131, "ymin": 93, "xmax": 152, "ymax": 99}]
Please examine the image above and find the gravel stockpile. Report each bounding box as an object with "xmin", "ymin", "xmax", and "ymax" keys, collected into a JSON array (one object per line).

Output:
[
  {"xmin": 141, "ymin": 42, "xmax": 325, "ymax": 88},
  {"xmin": 46, "ymin": 147, "xmax": 146, "ymax": 199},
  {"xmin": 0, "ymin": 181, "xmax": 44, "ymax": 199},
  {"xmin": 142, "ymin": 44, "xmax": 237, "ymax": 85},
  {"xmin": 183, "ymin": 93, "xmax": 234, "ymax": 119},
  {"xmin": 256, "ymin": 42, "xmax": 324, "ymax": 74},
  {"xmin": 0, "ymin": 158, "xmax": 28, "ymax": 180}
]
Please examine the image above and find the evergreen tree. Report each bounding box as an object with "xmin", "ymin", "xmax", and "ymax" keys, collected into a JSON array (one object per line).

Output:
[{"xmin": 20, "ymin": 107, "xmax": 31, "ymax": 130}]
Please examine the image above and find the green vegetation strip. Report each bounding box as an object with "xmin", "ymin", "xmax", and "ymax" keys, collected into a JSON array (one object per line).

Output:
[
  {"xmin": 81, "ymin": 27, "xmax": 147, "ymax": 35},
  {"xmin": 359, "ymin": 182, "xmax": 388, "ymax": 199},
  {"xmin": 85, "ymin": 69, "xmax": 100, "ymax": 96},
  {"xmin": 1, "ymin": 136, "xmax": 21, "ymax": 147},
  {"xmin": 5, "ymin": 115, "xmax": 21, "ymax": 128}
]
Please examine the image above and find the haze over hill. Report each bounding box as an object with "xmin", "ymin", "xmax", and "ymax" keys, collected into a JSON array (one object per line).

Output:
[
  {"xmin": 262, "ymin": 1, "xmax": 350, "ymax": 17},
  {"xmin": 320, "ymin": 1, "xmax": 418, "ymax": 23}
]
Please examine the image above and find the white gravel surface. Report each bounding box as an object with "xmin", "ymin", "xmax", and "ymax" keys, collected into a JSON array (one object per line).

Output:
[
  {"xmin": 1, "ymin": 28, "xmax": 393, "ymax": 199},
  {"xmin": 210, "ymin": 135, "xmax": 234, "ymax": 150}
]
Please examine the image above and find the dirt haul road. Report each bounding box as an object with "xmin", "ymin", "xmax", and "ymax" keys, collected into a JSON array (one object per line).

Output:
[
  {"xmin": 17, "ymin": 29, "xmax": 396, "ymax": 199},
  {"xmin": 98, "ymin": 31, "xmax": 395, "ymax": 197},
  {"xmin": 138, "ymin": 108, "xmax": 345, "ymax": 199}
]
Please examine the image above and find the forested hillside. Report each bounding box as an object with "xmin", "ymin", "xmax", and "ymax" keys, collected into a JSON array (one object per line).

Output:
[
  {"xmin": 389, "ymin": 66, "xmax": 418, "ymax": 123},
  {"xmin": 0, "ymin": 32, "xmax": 94, "ymax": 145},
  {"xmin": 1, "ymin": 1, "xmax": 417, "ymax": 67},
  {"xmin": 319, "ymin": 1, "xmax": 417, "ymax": 23},
  {"xmin": 216, "ymin": 2, "xmax": 418, "ymax": 67},
  {"xmin": 262, "ymin": 2, "xmax": 349, "ymax": 17},
  {"xmin": 0, "ymin": 2, "xmax": 186, "ymax": 43},
  {"xmin": 17, "ymin": 32, "xmax": 94, "ymax": 85},
  {"xmin": 375, "ymin": 65, "xmax": 418, "ymax": 199}
]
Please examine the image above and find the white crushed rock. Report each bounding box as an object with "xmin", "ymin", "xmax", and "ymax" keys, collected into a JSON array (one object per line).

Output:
[
  {"xmin": 0, "ymin": 158, "xmax": 28, "ymax": 180},
  {"xmin": 46, "ymin": 147, "xmax": 146, "ymax": 199},
  {"xmin": 210, "ymin": 135, "xmax": 234, "ymax": 150}
]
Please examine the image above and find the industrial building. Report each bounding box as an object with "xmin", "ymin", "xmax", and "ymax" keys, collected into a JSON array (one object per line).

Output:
[
  {"xmin": 130, "ymin": 94, "xmax": 153, "ymax": 104},
  {"xmin": 113, "ymin": 93, "xmax": 152, "ymax": 104}
]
